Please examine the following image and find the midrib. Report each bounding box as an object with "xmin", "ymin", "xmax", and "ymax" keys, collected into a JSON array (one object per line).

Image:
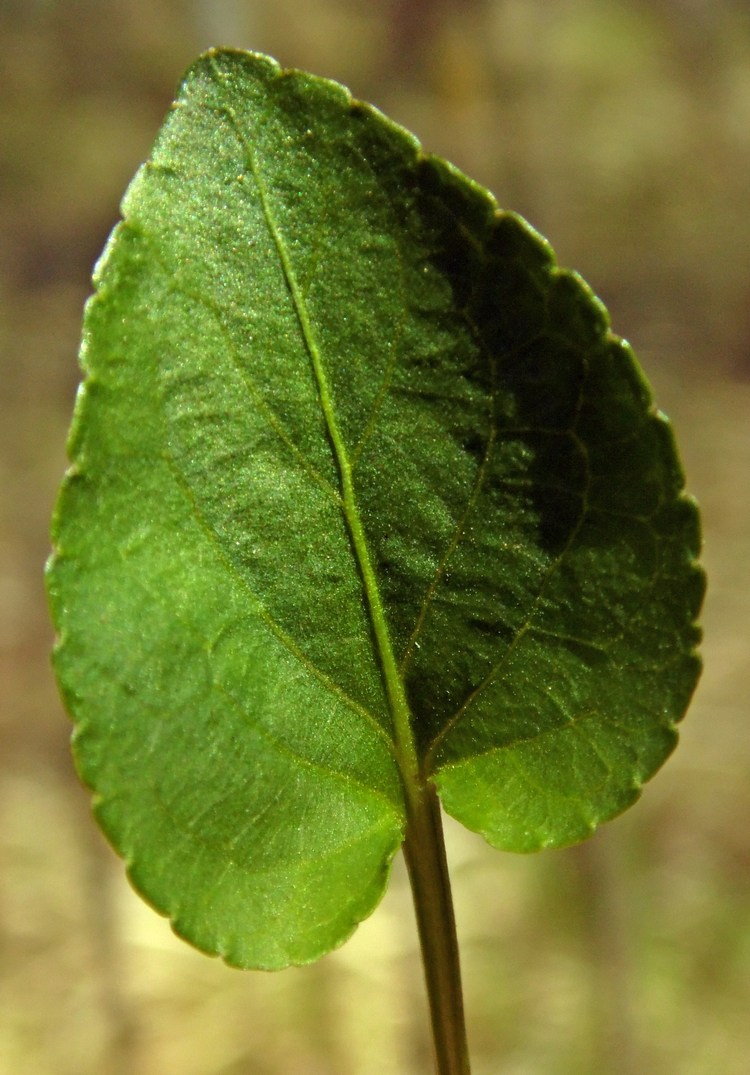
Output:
[{"xmin": 246, "ymin": 138, "xmax": 421, "ymax": 797}]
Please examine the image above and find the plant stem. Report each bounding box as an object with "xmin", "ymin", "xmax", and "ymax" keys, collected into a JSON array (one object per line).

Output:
[{"xmin": 403, "ymin": 783, "xmax": 471, "ymax": 1075}]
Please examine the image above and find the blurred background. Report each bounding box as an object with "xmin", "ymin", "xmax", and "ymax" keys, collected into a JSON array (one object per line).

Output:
[{"xmin": 1, "ymin": 1, "xmax": 749, "ymax": 1072}]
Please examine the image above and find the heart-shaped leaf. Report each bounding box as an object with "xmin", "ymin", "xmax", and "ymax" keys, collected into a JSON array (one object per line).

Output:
[{"xmin": 48, "ymin": 49, "xmax": 703, "ymax": 970}]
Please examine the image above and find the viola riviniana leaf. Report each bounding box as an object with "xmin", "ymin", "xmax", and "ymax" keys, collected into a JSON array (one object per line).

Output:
[{"xmin": 48, "ymin": 49, "xmax": 704, "ymax": 969}]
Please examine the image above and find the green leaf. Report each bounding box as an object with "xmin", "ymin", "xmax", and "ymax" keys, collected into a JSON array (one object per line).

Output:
[{"xmin": 48, "ymin": 49, "xmax": 704, "ymax": 969}]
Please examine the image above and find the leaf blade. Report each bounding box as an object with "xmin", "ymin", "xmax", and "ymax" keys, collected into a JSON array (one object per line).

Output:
[{"xmin": 49, "ymin": 48, "xmax": 703, "ymax": 967}]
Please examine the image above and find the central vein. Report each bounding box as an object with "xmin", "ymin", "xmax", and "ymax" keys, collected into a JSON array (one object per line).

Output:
[{"xmin": 242, "ymin": 122, "xmax": 421, "ymax": 795}]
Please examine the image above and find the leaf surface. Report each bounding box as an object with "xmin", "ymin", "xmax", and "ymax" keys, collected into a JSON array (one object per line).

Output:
[{"xmin": 48, "ymin": 49, "xmax": 703, "ymax": 968}]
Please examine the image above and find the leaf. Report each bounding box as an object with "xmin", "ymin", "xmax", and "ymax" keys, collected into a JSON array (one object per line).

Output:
[{"xmin": 48, "ymin": 49, "xmax": 704, "ymax": 970}]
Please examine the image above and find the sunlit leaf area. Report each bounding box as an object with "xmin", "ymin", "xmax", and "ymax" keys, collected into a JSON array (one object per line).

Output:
[{"xmin": 2, "ymin": 2, "xmax": 749, "ymax": 1073}]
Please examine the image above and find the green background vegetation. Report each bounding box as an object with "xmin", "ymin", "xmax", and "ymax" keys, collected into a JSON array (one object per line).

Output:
[{"xmin": 1, "ymin": 1, "xmax": 748, "ymax": 1072}]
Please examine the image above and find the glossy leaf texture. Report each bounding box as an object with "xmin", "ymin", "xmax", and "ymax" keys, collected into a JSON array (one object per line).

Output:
[{"xmin": 48, "ymin": 50, "xmax": 704, "ymax": 969}]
